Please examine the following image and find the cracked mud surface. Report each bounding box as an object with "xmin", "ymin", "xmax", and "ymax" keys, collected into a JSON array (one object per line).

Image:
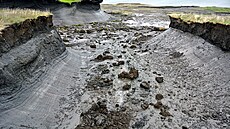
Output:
[{"xmin": 0, "ymin": 4, "xmax": 229, "ymax": 129}]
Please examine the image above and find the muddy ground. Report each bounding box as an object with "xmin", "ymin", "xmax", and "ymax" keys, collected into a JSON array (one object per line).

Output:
[{"xmin": 0, "ymin": 4, "xmax": 229, "ymax": 129}]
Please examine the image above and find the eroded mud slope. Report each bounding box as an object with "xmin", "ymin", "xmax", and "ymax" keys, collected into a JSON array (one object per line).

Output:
[{"xmin": 0, "ymin": 5, "xmax": 229, "ymax": 129}]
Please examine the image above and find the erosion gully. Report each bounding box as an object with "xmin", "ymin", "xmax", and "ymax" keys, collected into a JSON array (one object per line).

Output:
[{"xmin": 1, "ymin": 6, "xmax": 229, "ymax": 129}]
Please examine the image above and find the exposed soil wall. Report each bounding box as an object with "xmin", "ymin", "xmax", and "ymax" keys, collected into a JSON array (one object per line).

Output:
[
  {"xmin": 0, "ymin": 15, "xmax": 66, "ymax": 105},
  {"xmin": 169, "ymin": 16, "xmax": 230, "ymax": 50}
]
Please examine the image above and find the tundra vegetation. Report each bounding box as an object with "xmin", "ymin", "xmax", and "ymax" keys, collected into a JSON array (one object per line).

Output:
[
  {"xmin": 58, "ymin": 0, "xmax": 81, "ymax": 4},
  {"xmin": 202, "ymin": 6, "xmax": 230, "ymax": 13},
  {"xmin": 168, "ymin": 13, "xmax": 230, "ymax": 25},
  {"xmin": 0, "ymin": 9, "xmax": 51, "ymax": 30}
]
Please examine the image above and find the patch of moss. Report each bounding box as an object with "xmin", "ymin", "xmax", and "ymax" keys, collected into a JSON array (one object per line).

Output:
[
  {"xmin": 202, "ymin": 7, "xmax": 230, "ymax": 13},
  {"xmin": 58, "ymin": 0, "xmax": 81, "ymax": 5},
  {"xmin": 169, "ymin": 13, "xmax": 230, "ymax": 25},
  {"xmin": 0, "ymin": 9, "xmax": 51, "ymax": 30}
]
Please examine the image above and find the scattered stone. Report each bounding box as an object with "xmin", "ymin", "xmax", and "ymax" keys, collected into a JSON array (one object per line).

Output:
[
  {"xmin": 117, "ymin": 60, "xmax": 125, "ymax": 65},
  {"xmin": 160, "ymin": 108, "xmax": 172, "ymax": 117},
  {"xmin": 79, "ymin": 29, "xmax": 85, "ymax": 33},
  {"xmin": 142, "ymin": 49, "xmax": 148, "ymax": 52},
  {"xmin": 103, "ymin": 50, "xmax": 110, "ymax": 55},
  {"xmin": 118, "ymin": 68, "xmax": 139, "ymax": 80},
  {"xmin": 155, "ymin": 76, "xmax": 164, "ymax": 83},
  {"xmin": 153, "ymin": 101, "xmax": 163, "ymax": 109},
  {"xmin": 141, "ymin": 102, "xmax": 149, "ymax": 110},
  {"xmin": 170, "ymin": 51, "xmax": 183, "ymax": 58},
  {"xmin": 123, "ymin": 84, "xmax": 131, "ymax": 91},
  {"xmin": 112, "ymin": 62, "xmax": 119, "ymax": 66},
  {"xmin": 86, "ymin": 29, "xmax": 94, "ymax": 34},
  {"xmin": 90, "ymin": 44, "xmax": 96, "ymax": 48},
  {"xmin": 94, "ymin": 54, "xmax": 114, "ymax": 62},
  {"xmin": 129, "ymin": 68, "xmax": 139, "ymax": 79},
  {"xmin": 123, "ymin": 45, "xmax": 128, "ymax": 48},
  {"xmin": 130, "ymin": 45, "xmax": 137, "ymax": 49},
  {"xmin": 77, "ymin": 102, "xmax": 131, "ymax": 129},
  {"xmin": 117, "ymin": 55, "xmax": 122, "ymax": 58},
  {"xmin": 182, "ymin": 126, "xmax": 189, "ymax": 129},
  {"xmin": 86, "ymin": 76, "xmax": 113, "ymax": 89},
  {"xmin": 121, "ymin": 51, "xmax": 126, "ymax": 54},
  {"xmin": 101, "ymin": 69, "xmax": 110, "ymax": 74},
  {"xmin": 140, "ymin": 81, "xmax": 150, "ymax": 89},
  {"xmin": 63, "ymin": 38, "xmax": 69, "ymax": 42},
  {"xmin": 155, "ymin": 94, "xmax": 164, "ymax": 100}
]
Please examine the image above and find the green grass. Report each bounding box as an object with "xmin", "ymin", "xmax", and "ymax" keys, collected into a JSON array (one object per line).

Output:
[
  {"xmin": 58, "ymin": 0, "xmax": 81, "ymax": 4},
  {"xmin": 202, "ymin": 7, "xmax": 230, "ymax": 13},
  {"xmin": 0, "ymin": 9, "xmax": 51, "ymax": 30},
  {"xmin": 169, "ymin": 13, "xmax": 230, "ymax": 25}
]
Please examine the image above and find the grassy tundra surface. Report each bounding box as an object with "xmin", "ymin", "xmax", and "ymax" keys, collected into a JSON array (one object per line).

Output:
[
  {"xmin": 169, "ymin": 13, "xmax": 230, "ymax": 25},
  {"xmin": 0, "ymin": 9, "xmax": 51, "ymax": 30},
  {"xmin": 58, "ymin": 0, "xmax": 81, "ymax": 4},
  {"xmin": 202, "ymin": 6, "xmax": 230, "ymax": 13}
]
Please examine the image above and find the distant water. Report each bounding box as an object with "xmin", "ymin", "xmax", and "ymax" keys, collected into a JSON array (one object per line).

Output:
[{"xmin": 102, "ymin": 0, "xmax": 230, "ymax": 7}]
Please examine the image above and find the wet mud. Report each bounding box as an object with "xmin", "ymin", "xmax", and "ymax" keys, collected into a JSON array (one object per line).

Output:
[{"xmin": 0, "ymin": 4, "xmax": 229, "ymax": 129}]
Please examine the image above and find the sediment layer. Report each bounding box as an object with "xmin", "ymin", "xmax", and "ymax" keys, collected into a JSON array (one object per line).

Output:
[
  {"xmin": 169, "ymin": 16, "xmax": 230, "ymax": 50},
  {"xmin": 0, "ymin": 15, "xmax": 66, "ymax": 106}
]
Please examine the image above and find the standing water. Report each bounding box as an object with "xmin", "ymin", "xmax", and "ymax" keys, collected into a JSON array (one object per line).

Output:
[{"xmin": 102, "ymin": 0, "xmax": 230, "ymax": 7}]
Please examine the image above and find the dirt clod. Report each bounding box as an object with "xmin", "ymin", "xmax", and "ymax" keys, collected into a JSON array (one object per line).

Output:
[
  {"xmin": 160, "ymin": 108, "xmax": 172, "ymax": 117},
  {"xmin": 76, "ymin": 102, "xmax": 131, "ymax": 129},
  {"xmin": 123, "ymin": 84, "xmax": 131, "ymax": 91},
  {"xmin": 153, "ymin": 101, "xmax": 163, "ymax": 109},
  {"xmin": 140, "ymin": 81, "xmax": 150, "ymax": 89},
  {"xmin": 118, "ymin": 68, "xmax": 139, "ymax": 80},
  {"xmin": 141, "ymin": 102, "xmax": 149, "ymax": 110},
  {"xmin": 155, "ymin": 76, "xmax": 164, "ymax": 83},
  {"xmin": 155, "ymin": 94, "xmax": 164, "ymax": 100},
  {"xmin": 90, "ymin": 44, "xmax": 96, "ymax": 48},
  {"xmin": 94, "ymin": 54, "xmax": 114, "ymax": 62}
]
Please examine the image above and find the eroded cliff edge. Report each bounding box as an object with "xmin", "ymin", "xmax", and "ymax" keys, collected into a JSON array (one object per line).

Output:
[
  {"xmin": 0, "ymin": 15, "xmax": 66, "ymax": 110},
  {"xmin": 169, "ymin": 16, "xmax": 230, "ymax": 50}
]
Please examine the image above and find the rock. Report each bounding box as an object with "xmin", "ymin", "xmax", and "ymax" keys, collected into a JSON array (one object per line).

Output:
[
  {"xmin": 112, "ymin": 62, "xmax": 119, "ymax": 66},
  {"xmin": 141, "ymin": 102, "xmax": 149, "ymax": 110},
  {"xmin": 155, "ymin": 94, "xmax": 164, "ymax": 100},
  {"xmin": 62, "ymin": 38, "xmax": 69, "ymax": 42},
  {"xmin": 118, "ymin": 60, "xmax": 125, "ymax": 65},
  {"xmin": 103, "ymin": 50, "xmax": 110, "ymax": 55},
  {"xmin": 140, "ymin": 81, "xmax": 150, "ymax": 89},
  {"xmin": 118, "ymin": 68, "xmax": 139, "ymax": 80},
  {"xmin": 122, "ymin": 84, "xmax": 131, "ymax": 91},
  {"xmin": 130, "ymin": 45, "xmax": 137, "ymax": 49},
  {"xmin": 94, "ymin": 54, "xmax": 113, "ymax": 62},
  {"xmin": 160, "ymin": 108, "xmax": 172, "ymax": 117},
  {"xmin": 129, "ymin": 68, "xmax": 139, "ymax": 79},
  {"xmin": 101, "ymin": 69, "xmax": 110, "ymax": 74},
  {"xmin": 182, "ymin": 126, "xmax": 189, "ymax": 129},
  {"xmin": 112, "ymin": 60, "xmax": 125, "ymax": 66},
  {"xmin": 170, "ymin": 51, "xmax": 183, "ymax": 58},
  {"xmin": 121, "ymin": 51, "xmax": 126, "ymax": 54},
  {"xmin": 153, "ymin": 101, "xmax": 163, "ymax": 109},
  {"xmin": 118, "ymin": 71, "xmax": 131, "ymax": 79},
  {"xmin": 117, "ymin": 55, "xmax": 122, "ymax": 58},
  {"xmin": 155, "ymin": 76, "xmax": 164, "ymax": 83},
  {"xmin": 90, "ymin": 44, "xmax": 96, "ymax": 48}
]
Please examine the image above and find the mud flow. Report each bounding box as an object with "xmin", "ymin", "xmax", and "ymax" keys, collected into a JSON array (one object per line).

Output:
[{"xmin": 0, "ymin": 4, "xmax": 229, "ymax": 129}]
